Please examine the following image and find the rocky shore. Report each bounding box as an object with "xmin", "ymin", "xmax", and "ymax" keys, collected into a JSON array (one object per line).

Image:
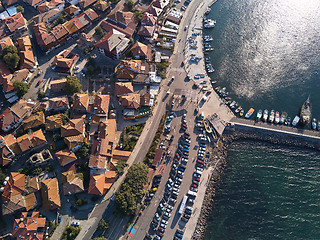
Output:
[{"xmin": 192, "ymin": 129, "xmax": 320, "ymax": 240}]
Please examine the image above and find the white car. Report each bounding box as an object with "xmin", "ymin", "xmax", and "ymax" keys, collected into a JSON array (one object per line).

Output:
[{"xmin": 160, "ymin": 223, "xmax": 167, "ymax": 229}]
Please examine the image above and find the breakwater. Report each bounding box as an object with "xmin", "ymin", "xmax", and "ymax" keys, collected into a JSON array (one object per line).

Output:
[{"xmin": 192, "ymin": 127, "xmax": 320, "ymax": 240}]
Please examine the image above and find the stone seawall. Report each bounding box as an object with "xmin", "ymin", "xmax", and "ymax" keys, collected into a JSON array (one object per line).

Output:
[{"xmin": 192, "ymin": 128, "xmax": 320, "ymax": 240}]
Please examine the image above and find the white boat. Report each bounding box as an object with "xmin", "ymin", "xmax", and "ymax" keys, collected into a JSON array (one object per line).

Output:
[
  {"xmin": 256, "ymin": 109, "xmax": 262, "ymax": 120},
  {"xmin": 268, "ymin": 110, "xmax": 275, "ymax": 123},
  {"xmin": 263, "ymin": 109, "xmax": 268, "ymax": 122},
  {"xmin": 204, "ymin": 19, "xmax": 216, "ymax": 28},
  {"xmin": 245, "ymin": 108, "xmax": 254, "ymax": 119},
  {"xmin": 280, "ymin": 112, "xmax": 287, "ymax": 124},
  {"xmin": 292, "ymin": 115, "xmax": 300, "ymax": 127},
  {"xmin": 274, "ymin": 111, "xmax": 280, "ymax": 124}
]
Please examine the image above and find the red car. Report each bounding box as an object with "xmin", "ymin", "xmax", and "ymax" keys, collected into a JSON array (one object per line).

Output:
[
  {"xmin": 194, "ymin": 177, "xmax": 200, "ymax": 182},
  {"xmin": 36, "ymin": 79, "xmax": 42, "ymax": 86},
  {"xmin": 191, "ymin": 183, "xmax": 198, "ymax": 188},
  {"xmin": 197, "ymin": 160, "xmax": 204, "ymax": 165},
  {"xmin": 175, "ymin": 153, "xmax": 180, "ymax": 159}
]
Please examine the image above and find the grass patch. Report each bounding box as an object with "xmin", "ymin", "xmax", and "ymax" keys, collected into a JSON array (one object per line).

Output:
[{"xmin": 144, "ymin": 111, "xmax": 168, "ymax": 164}]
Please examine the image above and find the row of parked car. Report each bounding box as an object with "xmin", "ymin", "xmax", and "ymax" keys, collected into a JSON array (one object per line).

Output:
[{"xmin": 151, "ymin": 132, "xmax": 191, "ymax": 240}]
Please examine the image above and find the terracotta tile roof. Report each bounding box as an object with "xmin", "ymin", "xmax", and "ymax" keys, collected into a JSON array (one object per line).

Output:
[
  {"xmin": 41, "ymin": 178, "xmax": 61, "ymax": 210},
  {"xmin": 25, "ymin": 0, "xmax": 44, "ymax": 7},
  {"xmin": 33, "ymin": 23, "xmax": 57, "ymax": 49},
  {"xmin": 18, "ymin": 35, "xmax": 36, "ymax": 69},
  {"xmin": 61, "ymin": 117, "xmax": 84, "ymax": 137},
  {"xmin": 119, "ymin": 94, "xmax": 141, "ymax": 109},
  {"xmin": 30, "ymin": 129, "xmax": 47, "ymax": 147},
  {"xmin": 94, "ymin": 94, "xmax": 109, "ymax": 116},
  {"xmin": 0, "ymin": 108, "xmax": 21, "ymax": 131},
  {"xmin": 63, "ymin": 17, "xmax": 84, "ymax": 34},
  {"xmin": 51, "ymin": 24, "xmax": 69, "ymax": 41},
  {"xmin": 73, "ymin": 93, "xmax": 89, "ymax": 111},
  {"xmin": 55, "ymin": 148, "xmax": 77, "ymax": 166},
  {"xmin": 12, "ymin": 212, "xmax": 46, "ymax": 240},
  {"xmin": 3, "ymin": 12, "xmax": 26, "ymax": 33},
  {"xmin": 95, "ymin": 29, "xmax": 130, "ymax": 56},
  {"xmin": 137, "ymin": 25, "xmax": 155, "ymax": 37},
  {"xmin": 0, "ymin": 36, "xmax": 13, "ymax": 51},
  {"xmin": 64, "ymin": 4, "xmax": 80, "ymax": 15},
  {"xmin": 25, "ymin": 176, "xmax": 40, "ymax": 194},
  {"xmin": 93, "ymin": 0, "xmax": 110, "ymax": 12},
  {"xmin": 62, "ymin": 171, "xmax": 84, "ymax": 195},
  {"xmin": 0, "ymin": 145, "xmax": 14, "ymax": 166},
  {"xmin": 16, "ymin": 134, "xmax": 33, "ymax": 152},
  {"xmin": 11, "ymin": 99, "xmax": 35, "ymax": 119},
  {"xmin": 3, "ymin": 134, "xmax": 17, "ymax": 148},
  {"xmin": 140, "ymin": 93, "xmax": 151, "ymax": 106},
  {"xmin": 100, "ymin": 19, "xmax": 136, "ymax": 38},
  {"xmin": 88, "ymin": 174, "xmax": 105, "ymax": 195},
  {"xmin": 52, "ymin": 49, "xmax": 79, "ymax": 73},
  {"xmin": 147, "ymin": 6, "xmax": 162, "ymax": 17},
  {"xmin": 48, "ymin": 96, "xmax": 69, "ymax": 110},
  {"xmin": 84, "ymin": 8, "xmax": 99, "ymax": 21},
  {"xmin": 0, "ymin": 60, "xmax": 11, "ymax": 83},
  {"xmin": 22, "ymin": 111, "xmax": 45, "ymax": 130},
  {"xmin": 2, "ymin": 172, "xmax": 25, "ymax": 203},
  {"xmin": 37, "ymin": 1, "xmax": 55, "ymax": 12},
  {"xmin": 112, "ymin": 149, "xmax": 131, "ymax": 160},
  {"xmin": 46, "ymin": 113, "xmax": 62, "ymax": 130},
  {"xmin": 131, "ymin": 41, "xmax": 148, "ymax": 57},
  {"xmin": 77, "ymin": 13, "xmax": 90, "ymax": 27},
  {"xmin": 116, "ymin": 59, "xmax": 142, "ymax": 79},
  {"xmin": 24, "ymin": 193, "xmax": 37, "ymax": 211},
  {"xmin": 141, "ymin": 12, "xmax": 157, "ymax": 26},
  {"xmin": 108, "ymin": 10, "xmax": 134, "ymax": 26},
  {"xmin": 115, "ymin": 82, "xmax": 133, "ymax": 96},
  {"xmin": 153, "ymin": 0, "xmax": 167, "ymax": 9},
  {"xmin": 2, "ymin": 69, "xmax": 29, "ymax": 93},
  {"xmin": 64, "ymin": 134, "xmax": 85, "ymax": 150},
  {"xmin": 3, "ymin": 0, "xmax": 18, "ymax": 6},
  {"xmin": 79, "ymin": 0, "xmax": 97, "ymax": 9}
]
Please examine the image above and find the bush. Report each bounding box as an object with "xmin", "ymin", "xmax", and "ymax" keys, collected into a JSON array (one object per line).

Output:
[
  {"xmin": 52, "ymin": 133, "xmax": 61, "ymax": 142},
  {"xmin": 134, "ymin": 11, "xmax": 143, "ymax": 21},
  {"xmin": 32, "ymin": 168, "xmax": 43, "ymax": 176},
  {"xmin": 53, "ymin": 14, "xmax": 67, "ymax": 27},
  {"xmin": 65, "ymin": 76, "xmax": 82, "ymax": 94},
  {"xmin": 95, "ymin": 26, "xmax": 104, "ymax": 38},
  {"xmin": 159, "ymin": 72, "xmax": 166, "ymax": 79},
  {"xmin": 16, "ymin": 5, "xmax": 24, "ymax": 13},
  {"xmin": 61, "ymin": 226, "xmax": 81, "ymax": 240},
  {"xmin": 115, "ymin": 159, "xmax": 128, "ymax": 174},
  {"xmin": 13, "ymin": 81, "xmax": 29, "ymax": 97},
  {"xmin": 127, "ymin": 0, "xmax": 134, "ymax": 11},
  {"xmin": 75, "ymin": 198, "xmax": 84, "ymax": 206},
  {"xmin": 37, "ymin": 91, "xmax": 47, "ymax": 99}
]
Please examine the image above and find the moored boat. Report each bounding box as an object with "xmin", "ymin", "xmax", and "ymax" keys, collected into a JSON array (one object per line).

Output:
[
  {"xmin": 285, "ymin": 116, "xmax": 291, "ymax": 126},
  {"xmin": 235, "ymin": 106, "xmax": 241, "ymax": 113},
  {"xmin": 292, "ymin": 115, "xmax": 300, "ymax": 127},
  {"xmin": 275, "ymin": 111, "xmax": 280, "ymax": 124},
  {"xmin": 317, "ymin": 121, "xmax": 320, "ymax": 131},
  {"xmin": 280, "ymin": 112, "xmax": 287, "ymax": 124},
  {"xmin": 268, "ymin": 110, "xmax": 275, "ymax": 123},
  {"xmin": 240, "ymin": 109, "xmax": 244, "ymax": 117},
  {"xmin": 256, "ymin": 109, "xmax": 262, "ymax": 120},
  {"xmin": 263, "ymin": 109, "xmax": 268, "ymax": 122},
  {"xmin": 311, "ymin": 118, "xmax": 317, "ymax": 130},
  {"xmin": 300, "ymin": 96, "xmax": 311, "ymax": 125},
  {"xmin": 245, "ymin": 108, "xmax": 254, "ymax": 119}
]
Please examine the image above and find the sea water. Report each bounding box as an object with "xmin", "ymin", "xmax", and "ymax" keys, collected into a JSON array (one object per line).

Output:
[
  {"xmin": 205, "ymin": 0, "xmax": 320, "ymax": 122},
  {"xmin": 205, "ymin": 141, "xmax": 320, "ymax": 240}
]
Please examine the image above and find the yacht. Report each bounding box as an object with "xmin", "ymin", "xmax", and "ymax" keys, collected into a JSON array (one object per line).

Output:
[{"xmin": 263, "ymin": 109, "xmax": 268, "ymax": 122}]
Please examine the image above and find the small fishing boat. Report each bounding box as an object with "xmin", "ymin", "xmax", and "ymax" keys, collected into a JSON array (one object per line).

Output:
[
  {"xmin": 240, "ymin": 109, "xmax": 244, "ymax": 117},
  {"xmin": 235, "ymin": 106, "xmax": 242, "ymax": 114},
  {"xmin": 280, "ymin": 112, "xmax": 287, "ymax": 124},
  {"xmin": 269, "ymin": 110, "xmax": 275, "ymax": 123},
  {"xmin": 229, "ymin": 101, "xmax": 237, "ymax": 109},
  {"xmin": 245, "ymin": 108, "xmax": 255, "ymax": 119},
  {"xmin": 263, "ymin": 109, "xmax": 268, "ymax": 122},
  {"xmin": 285, "ymin": 116, "xmax": 291, "ymax": 126},
  {"xmin": 256, "ymin": 109, "xmax": 262, "ymax": 120},
  {"xmin": 292, "ymin": 115, "xmax": 300, "ymax": 127},
  {"xmin": 311, "ymin": 118, "xmax": 317, "ymax": 130},
  {"xmin": 317, "ymin": 121, "xmax": 320, "ymax": 131},
  {"xmin": 211, "ymin": 80, "xmax": 217, "ymax": 84},
  {"xmin": 300, "ymin": 96, "xmax": 311, "ymax": 125},
  {"xmin": 275, "ymin": 111, "xmax": 280, "ymax": 124},
  {"xmin": 205, "ymin": 7, "xmax": 211, "ymax": 15}
]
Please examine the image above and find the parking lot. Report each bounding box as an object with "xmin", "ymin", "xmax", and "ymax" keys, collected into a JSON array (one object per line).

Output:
[{"xmin": 133, "ymin": 94, "xmax": 213, "ymax": 240}]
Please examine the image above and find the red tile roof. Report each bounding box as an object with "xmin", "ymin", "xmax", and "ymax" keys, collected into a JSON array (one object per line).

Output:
[
  {"xmin": 55, "ymin": 149, "xmax": 77, "ymax": 166},
  {"xmin": 137, "ymin": 25, "xmax": 155, "ymax": 37},
  {"xmin": 141, "ymin": 12, "xmax": 157, "ymax": 26},
  {"xmin": 94, "ymin": 94, "xmax": 109, "ymax": 116},
  {"xmin": 115, "ymin": 82, "xmax": 134, "ymax": 96},
  {"xmin": 3, "ymin": 12, "xmax": 27, "ymax": 33}
]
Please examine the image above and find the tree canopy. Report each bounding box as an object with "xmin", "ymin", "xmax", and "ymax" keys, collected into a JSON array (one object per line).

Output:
[
  {"xmin": 1, "ymin": 46, "xmax": 19, "ymax": 72},
  {"xmin": 115, "ymin": 163, "xmax": 148, "ymax": 215},
  {"xmin": 127, "ymin": 0, "xmax": 134, "ymax": 11},
  {"xmin": 99, "ymin": 219, "xmax": 110, "ymax": 231},
  {"xmin": 13, "ymin": 81, "xmax": 29, "ymax": 97},
  {"xmin": 95, "ymin": 26, "xmax": 104, "ymax": 38},
  {"xmin": 64, "ymin": 76, "xmax": 82, "ymax": 94},
  {"xmin": 16, "ymin": 5, "xmax": 24, "ymax": 13}
]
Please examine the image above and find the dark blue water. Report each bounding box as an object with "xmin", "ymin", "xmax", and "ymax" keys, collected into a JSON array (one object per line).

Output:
[
  {"xmin": 205, "ymin": 141, "xmax": 320, "ymax": 240},
  {"xmin": 205, "ymin": 0, "xmax": 320, "ymax": 121}
]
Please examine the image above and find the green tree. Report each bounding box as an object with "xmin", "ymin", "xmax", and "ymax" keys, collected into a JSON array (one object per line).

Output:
[
  {"xmin": 115, "ymin": 159, "xmax": 128, "ymax": 174},
  {"xmin": 127, "ymin": 0, "xmax": 134, "ymax": 11},
  {"xmin": 16, "ymin": 5, "xmax": 24, "ymax": 13},
  {"xmin": 1, "ymin": 45, "xmax": 18, "ymax": 57},
  {"xmin": 61, "ymin": 226, "xmax": 81, "ymax": 240},
  {"xmin": 32, "ymin": 168, "xmax": 43, "ymax": 175},
  {"xmin": 95, "ymin": 26, "xmax": 104, "ymax": 38},
  {"xmin": 13, "ymin": 81, "xmax": 29, "ymax": 97},
  {"xmin": 3, "ymin": 51, "xmax": 20, "ymax": 72},
  {"xmin": 75, "ymin": 198, "xmax": 84, "ymax": 206},
  {"xmin": 65, "ymin": 76, "xmax": 82, "ymax": 94},
  {"xmin": 61, "ymin": 109, "xmax": 70, "ymax": 124},
  {"xmin": 134, "ymin": 11, "xmax": 143, "ymax": 21},
  {"xmin": 99, "ymin": 219, "xmax": 110, "ymax": 231},
  {"xmin": 37, "ymin": 91, "xmax": 47, "ymax": 99},
  {"xmin": 53, "ymin": 14, "xmax": 67, "ymax": 27},
  {"xmin": 92, "ymin": 237, "xmax": 108, "ymax": 240},
  {"xmin": 115, "ymin": 163, "xmax": 148, "ymax": 215},
  {"xmin": 77, "ymin": 142, "xmax": 92, "ymax": 159}
]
